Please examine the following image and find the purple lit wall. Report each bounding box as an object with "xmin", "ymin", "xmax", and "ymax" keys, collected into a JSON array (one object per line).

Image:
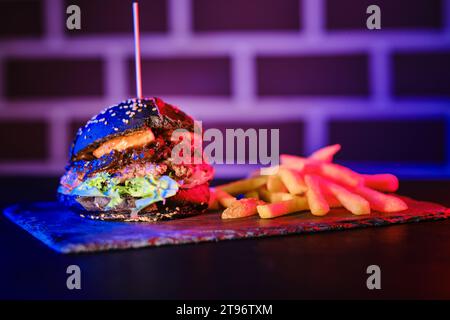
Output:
[{"xmin": 0, "ymin": 0, "xmax": 449, "ymax": 178}]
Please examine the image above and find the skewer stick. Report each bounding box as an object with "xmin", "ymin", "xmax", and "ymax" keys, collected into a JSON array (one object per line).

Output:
[{"xmin": 132, "ymin": 1, "xmax": 143, "ymax": 99}]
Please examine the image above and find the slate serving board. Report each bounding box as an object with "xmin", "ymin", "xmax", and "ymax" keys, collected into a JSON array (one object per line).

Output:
[{"xmin": 3, "ymin": 197, "xmax": 449, "ymax": 254}]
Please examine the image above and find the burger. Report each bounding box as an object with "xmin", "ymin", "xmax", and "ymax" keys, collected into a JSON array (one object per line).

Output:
[{"xmin": 57, "ymin": 97, "xmax": 214, "ymax": 222}]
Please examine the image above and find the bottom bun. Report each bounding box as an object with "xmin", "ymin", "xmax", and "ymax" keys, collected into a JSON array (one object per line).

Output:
[{"xmin": 57, "ymin": 183, "xmax": 210, "ymax": 222}]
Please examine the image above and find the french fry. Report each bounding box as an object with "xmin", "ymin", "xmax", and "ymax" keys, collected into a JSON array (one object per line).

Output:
[
  {"xmin": 244, "ymin": 190, "xmax": 260, "ymax": 200},
  {"xmin": 257, "ymin": 187, "xmax": 271, "ymax": 202},
  {"xmin": 320, "ymin": 178, "xmax": 370, "ymax": 215},
  {"xmin": 250, "ymin": 165, "xmax": 284, "ymax": 177},
  {"xmin": 278, "ymin": 168, "xmax": 307, "ymax": 195},
  {"xmin": 267, "ymin": 175, "xmax": 288, "ymax": 193},
  {"xmin": 258, "ymin": 187, "xmax": 296, "ymax": 203},
  {"xmin": 309, "ymin": 144, "xmax": 341, "ymax": 162},
  {"xmin": 362, "ymin": 174, "xmax": 399, "ymax": 193},
  {"xmin": 280, "ymin": 154, "xmax": 308, "ymax": 170},
  {"xmin": 257, "ymin": 196, "xmax": 308, "ymax": 219},
  {"xmin": 215, "ymin": 189, "xmax": 237, "ymax": 208},
  {"xmin": 323, "ymin": 190, "xmax": 342, "ymax": 208},
  {"xmin": 217, "ymin": 145, "xmax": 405, "ymax": 220},
  {"xmin": 315, "ymin": 162, "xmax": 363, "ymax": 187},
  {"xmin": 270, "ymin": 192, "xmax": 296, "ymax": 202},
  {"xmin": 208, "ymin": 188, "xmax": 220, "ymax": 210},
  {"xmin": 222, "ymin": 198, "xmax": 265, "ymax": 219},
  {"xmin": 216, "ymin": 176, "xmax": 268, "ymax": 195},
  {"xmin": 353, "ymin": 186, "xmax": 407, "ymax": 212},
  {"xmin": 258, "ymin": 165, "xmax": 281, "ymax": 176},
  {"xmin": 304, "ymin": 174, "xmax": 330, "ymax": 216}
]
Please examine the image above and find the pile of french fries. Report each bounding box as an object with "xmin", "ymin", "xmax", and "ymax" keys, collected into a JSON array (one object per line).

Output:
[{"xmin": 209, "ymin": 144, "xmax": 408, "ymax": 219}]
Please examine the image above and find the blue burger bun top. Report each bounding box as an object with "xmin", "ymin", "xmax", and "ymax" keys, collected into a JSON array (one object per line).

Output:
[{"xmin": 70, "ymin": 97, "xmax": 194, "ymax": 160}]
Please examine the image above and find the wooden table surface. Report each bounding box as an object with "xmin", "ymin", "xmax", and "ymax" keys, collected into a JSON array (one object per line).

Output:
[{"xmin": 1, "ymin": 177, "xmax": 450, "ymax": 299}]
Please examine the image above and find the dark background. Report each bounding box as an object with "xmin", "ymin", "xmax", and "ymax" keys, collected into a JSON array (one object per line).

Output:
[{"xmin": 0, "ymin": 0, "xmax": 449, "ymax": 178}]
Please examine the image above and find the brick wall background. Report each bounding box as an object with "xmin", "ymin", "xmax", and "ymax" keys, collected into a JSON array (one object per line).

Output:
[{"xmin": 0, "ymin": 0, "xmax": 449, "ymax": 178}]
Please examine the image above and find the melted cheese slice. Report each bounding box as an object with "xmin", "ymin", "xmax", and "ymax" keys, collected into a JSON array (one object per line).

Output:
[{"xmin": 93, "ymin": 129, "xmax": 155, "ymax": 158}]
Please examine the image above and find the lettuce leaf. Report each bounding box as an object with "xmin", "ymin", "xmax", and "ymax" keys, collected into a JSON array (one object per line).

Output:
[
  {"xmin": 104, "ymin": 186, "xmax": 124, "ymax": 209},
  {"xmin": 85, "ymin": 172, "xmax": 117, "ymax": 192},
  {"xmin": 70, "ymin": 184, "xmax": 104, "ymax": 197},
  {"xmin": 123, "ymin": 177, "xmax": 157, "ymax": 198},
  {"xmin": 156, "ymin": 176, "xmax": 178, "ymax": 198},
  {"xmin": 135, "ymin": 195, "xmax": 163, "ymax": 212},
  {"xmin": 70, "ymin": 173, "xmax": 179, "ymax": 213}
]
